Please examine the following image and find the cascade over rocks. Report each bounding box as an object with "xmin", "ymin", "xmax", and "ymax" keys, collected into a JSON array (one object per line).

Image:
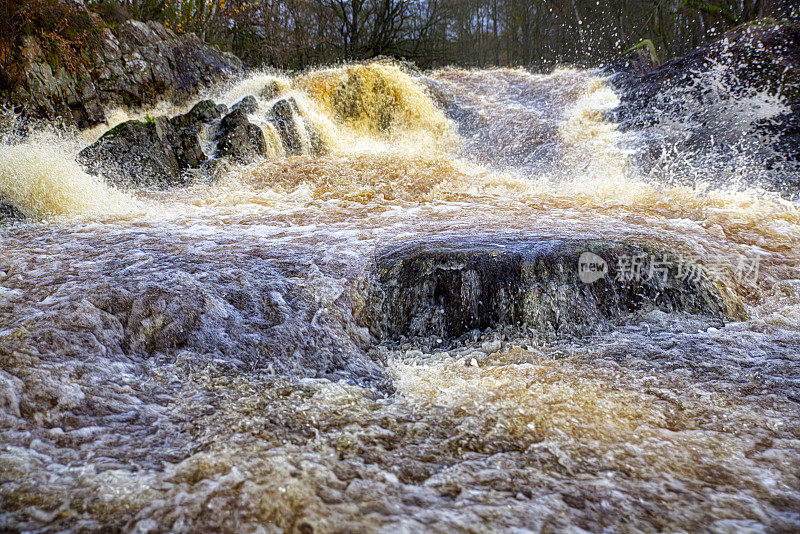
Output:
[
  {"xmin": 607, "ymin": 21, "xmax": 800, "ymax": 197},
  {"xmin": 76, "ymin": 94, "xmax": 330, "ymax": 188},
  {"xmin": 8, "ymin": 18, "xmax": 243, "ymax": 129},
  {"xmin": 362, "ymin": 237, "xmax": 730, "ymax": 345}
]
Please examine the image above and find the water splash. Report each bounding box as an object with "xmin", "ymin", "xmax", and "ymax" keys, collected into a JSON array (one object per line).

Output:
[{"xmin": 0, "ymin": 142, "xmax": 140, "ymax": 219}]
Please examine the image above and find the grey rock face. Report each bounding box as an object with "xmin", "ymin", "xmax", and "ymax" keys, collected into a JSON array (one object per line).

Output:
[
  {"xmin": 9, "ymin": 20, "xmax": 243, "ymax": 129},
  {"xmin": 230, "ymin": 95, "xmax": 258, "ymax": 115},
  {"xmin": 215, "ymin": 108, "xmax": 267, "ymax": 163},
  {"xmin": 268, "ymin": 97, "xmax": 303, "ymax": 155},
  {"xmin": 362, "ymin": 236, "xmax": 730, "ymax": 345}
]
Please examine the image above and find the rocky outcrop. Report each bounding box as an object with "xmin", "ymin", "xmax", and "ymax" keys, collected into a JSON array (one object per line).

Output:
[
  {"xmin": 77, "ymin": 99, "xmax": 225, "ymax": 188},
  {"xmin": 362, "ymin": 236, "xmax": 730, "ymax": 346},
  {"xmin": 269, "ymin": 97, "xmax": 327, "ymax": 156},
  {"xmin": 215, "ymin": 107, "xmax": 267, "ymax": 163},
  {"xmin": 609, "ymin": 22, "xmax": 799, "ymax": 125},
  {"xmin": 9, "ymin": 19, "xmax": 243, "ymax": 129},
  {"xmin": 230, "ymin": 95, "xmax": 259, "ymax": 115},
  {"xmin": 607, "ymin": 21, "xmax": 800, "ymax": 197},
  {"xmin": 77, "ymin": 93, "xmax": 330, "ymax": 187},
  {"xmin": 602, "ymin": 40, "xmax": 659, "ymax": 88},
  {"xmin": 269, "ymin": 97, "xmax": 303, "ymax": 155}
]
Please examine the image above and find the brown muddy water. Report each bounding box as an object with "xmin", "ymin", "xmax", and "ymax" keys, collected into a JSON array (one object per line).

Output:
[{"xmin": 0, "ymin": 63, "xmax": 799, "ymax": 532}]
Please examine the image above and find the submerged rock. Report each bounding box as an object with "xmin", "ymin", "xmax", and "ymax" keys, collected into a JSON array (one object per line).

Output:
[
  {"xmin": 333, "ymin": 66, "xmax": 394, "ymax": 132},
  {"xmin": 363, "ymin": 236, "xmax": 730, "ymax": 345},
  {"xmin": 215, "ymin": 108, "xmax": 267, "ymax": 163}
]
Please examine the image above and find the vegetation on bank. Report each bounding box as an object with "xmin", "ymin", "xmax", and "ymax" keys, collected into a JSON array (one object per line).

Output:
[
  {"xmin": 0, "ymin": 0, "xmax": 105, "ymax": 92},
  {"xmin": 0, "ymin": 0, "xmax": 798, "ymax": 87}
]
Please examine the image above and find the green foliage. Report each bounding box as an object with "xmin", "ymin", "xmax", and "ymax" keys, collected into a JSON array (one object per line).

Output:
[{"xmin": 625, "ymin": 39, "xmax": 660, "ymax": 66}]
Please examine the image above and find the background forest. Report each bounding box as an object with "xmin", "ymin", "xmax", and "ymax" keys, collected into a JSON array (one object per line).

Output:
[{"xmin": 2, "ymin": 0, "xmax": 799, "ymax": 78}]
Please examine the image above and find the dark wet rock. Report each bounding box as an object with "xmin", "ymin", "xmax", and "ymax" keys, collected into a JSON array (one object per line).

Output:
[
  {"xmin": 259, "ymin": 80, "xmax": 281, "ymax": 100},
  {"xmin": 230, "ymin": 95, "xmax": 258, "ymax": 115},
  {"xmin": 6, "ymin": 19, "xmax": 243, "ymax": 129},
  {"xmin": 0, "ymin": 198, "xmax": 25, "ymax": 220},
  {"xmin": 79, "ymin": 97, "xmax": 271, "ymax": 186},
  {"xmin": 215, "ymin": 108, "xmax": 267, "ymax": 163},
  {"xmin": 601, "ymin": 40, "xmax": 659, "ymax": 88},
  {"xmin": 267, "ymin": 97, "xmax": 327, "ymax": 156},
  {"xmin": 362, "ymin": 236, "xmax": 730, "ymax": 345},
  {"xmin": 76, "ymin": 98, "xmax": 233, "ymax": 187},
  {"xmin": 610, "ymin": 22, "xmax": 800, "ymax": 119},
  {"xmin": 170, "ymin": 99, "xmax": 227, "ymax": 131},
  {"xmin": 268, "ymin": 97, "xmax": 303, "ymax": 155},
  {"xmin": 607, "ymin": 21, "xmax": 800, "ymax": 197},
  {"xmin": 78, "ymin": 116, "xmax": 204, "ymax": 188}
]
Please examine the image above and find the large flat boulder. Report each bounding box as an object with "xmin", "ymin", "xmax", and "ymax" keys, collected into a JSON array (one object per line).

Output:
[{"xmin": 362, "ymin": 236, "xmax": 730, "ymax": 345}]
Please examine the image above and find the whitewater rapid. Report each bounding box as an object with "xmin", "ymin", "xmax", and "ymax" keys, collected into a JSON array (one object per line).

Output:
[{"xmin": 1, "ymin": 63, "xmax": 799, "ymax": 532}]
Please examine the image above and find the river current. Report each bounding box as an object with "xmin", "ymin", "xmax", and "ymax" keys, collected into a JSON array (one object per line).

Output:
[{"xmin": 0, "ymin": 63, "xmax": 799, "ymax": 532}]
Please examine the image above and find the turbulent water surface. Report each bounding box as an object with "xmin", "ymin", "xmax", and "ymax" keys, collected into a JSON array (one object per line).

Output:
[{"xmin": 1, "ymin": 63, "xmax": 799, "ymax": 532}]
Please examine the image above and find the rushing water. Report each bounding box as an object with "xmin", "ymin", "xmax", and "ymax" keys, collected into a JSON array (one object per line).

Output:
[{"xmin": 1, "ymin": 63, "xmax": 799, "ymax": 532}]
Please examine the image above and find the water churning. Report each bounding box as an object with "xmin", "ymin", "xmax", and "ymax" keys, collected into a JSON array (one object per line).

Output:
[{"xmin": 1, "ymin": 62, "xmax": 799, "ymax": 532}]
